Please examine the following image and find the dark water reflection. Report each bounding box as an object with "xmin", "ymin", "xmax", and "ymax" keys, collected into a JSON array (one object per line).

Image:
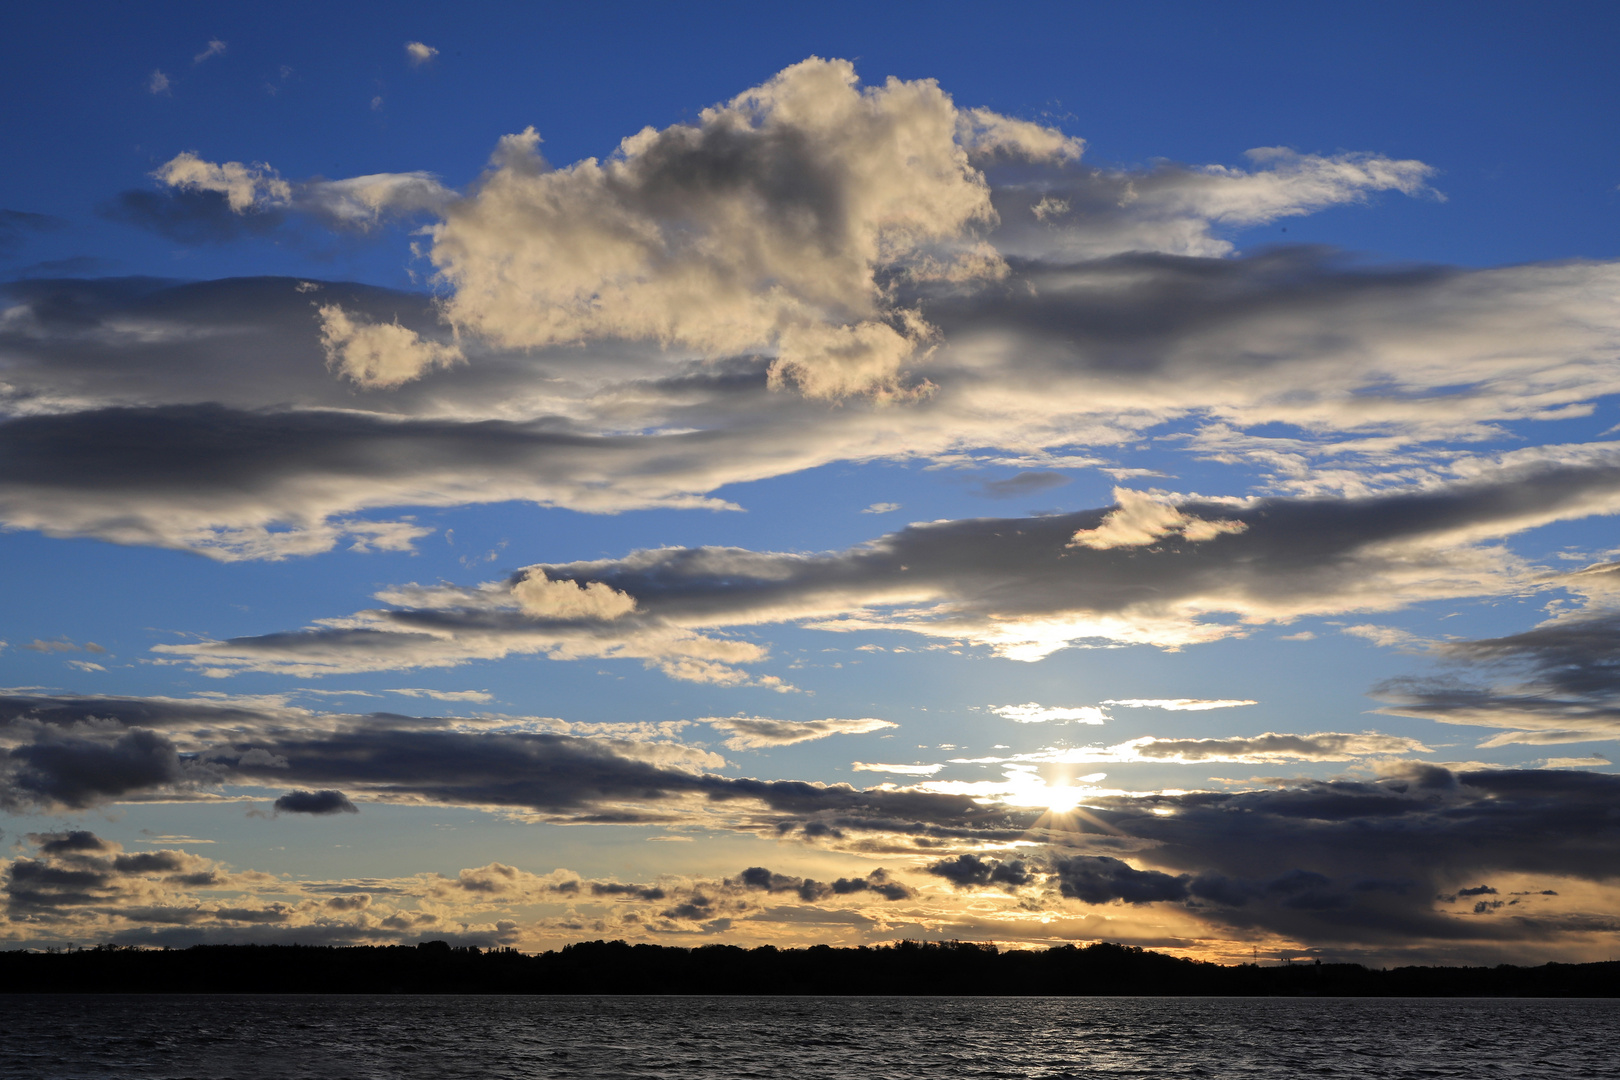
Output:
[{"xmin": 1, "ymin": 995, "xmax": 1614, "ymax": 1079}]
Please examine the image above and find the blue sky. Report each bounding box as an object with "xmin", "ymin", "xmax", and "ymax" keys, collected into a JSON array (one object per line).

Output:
[{"xmin": 2, "ymin": 1, "xmax": 1619, "ymax": 964}]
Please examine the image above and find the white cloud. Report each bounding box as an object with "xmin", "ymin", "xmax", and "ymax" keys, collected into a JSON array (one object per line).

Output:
[
  {"xmin": 147, "ymin": 70, "xmax": 171, "ymax": 95},
  {"xmin": 1102, "ymin": 698, "xmax": 1257, "ymax": 711},
  {"xmin": 1543, "ymin": 754, "xmax": 1611, "ymax": 768},
  {"xmin": 511, "ymin": 569, "xmax": 637, "ymax": 621},
  {"xmin": 992, "ymin": 147, "xmax": 1436, "ymax": 261},
  {"xmin": 154, "ymin": 452, "xmax": 1620, "ymax": 674},
  {"xmin": 385, "ymin": 688, "xmax": 494, "ymax": 703},
  {"xmin": 861, "ymin": 502, "xmax": 901, "ymax": 514},
  {"xmin": 1343, "ymin": 624, "xmax": 1427, "ymax": 649},
  {"xmin": 405, "ymin": 41, "xmax": 439, "ymax": 65},
  {"xmin": 301, "ymin": 173, "xmax": 457, "ymax": 227},
  {"xmin": 954, "ymin": 731, "xmax": 1430, "ymax": 766},
  {"xmin": 193, "ymin": 40, "xmax": 227, "ymax": 64},
  {"xmin": 317, "ymin": 304, "xmax": 464, "ymax": 389},
  {"xmin": 990, "ymin": 702, "xmax": 1107, "ymax": 724},
  {"xmin": 706, "ymin": 716, "xmax": 895, "ymax": 750},
  {"xmin": 5, "ymin": 66, "xmax": 1618, "ymax": 561},
  {"xmin": 1069, "ymin": 488, "xmax": 1247, "ymax": 549},
  {"xmin": 156, "ymin": 152, "xmax": 290, "ymax": 212},
  {"xmin": 851, "ymin": 761, "xmax": 943, "ymax": 776},
  {"xmin": 427, "ymin": 58, "xmax": 1073, "ymax": 399}
]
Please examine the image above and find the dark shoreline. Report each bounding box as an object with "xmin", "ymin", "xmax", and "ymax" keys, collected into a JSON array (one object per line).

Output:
[{"xmin": 5, "ymin": 939, "xmax": 1618, "ymax": 996}]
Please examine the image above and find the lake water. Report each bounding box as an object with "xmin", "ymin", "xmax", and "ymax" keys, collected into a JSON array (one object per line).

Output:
[{"xmin": 1, "ymin": 995, "xmax": 1614, "ymax": 1079}]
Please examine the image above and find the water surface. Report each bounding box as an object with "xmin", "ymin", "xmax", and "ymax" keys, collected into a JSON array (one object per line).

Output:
[{"xmin": 2, "ymin": 995, "xmax": 1613, "ymax": 1079}]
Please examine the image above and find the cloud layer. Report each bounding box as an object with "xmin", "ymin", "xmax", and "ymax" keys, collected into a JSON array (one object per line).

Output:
[{"xmin": 3, "ymin": 59, "xmax": 1613, "ymax": 560}]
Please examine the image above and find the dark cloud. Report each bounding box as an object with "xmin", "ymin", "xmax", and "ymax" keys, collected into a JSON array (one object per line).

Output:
[
  {"xmin": 0, "ymin": 209, "xmax": 67, "ymax": 255},
  {"xmin": 0, "ymin": 690, "xmax": 302, "ymax": 734},
  {"xmin": 100, "ymin": 189, "xmax": 287, "ymax": 244},
  {"xmin": 4, "ymin": 832, "xmax": 216, "ymax": 917},
  {"xmin": 3, "ymin": 690, "xmax": 1617, "ymax": 952},
  {"xmin": 29, "ymin": 830, "xmax": 109, "ymax": 855},
  {"xmin": 1073, "ymin": 765, "xmax": 1620, "ymax": 944},
  {"xmin": 590, "ymin": 882, "xmax": 666, "ymax": 901},
  {"xmin": 164, "ymin": 452, "xmax": 1620, "ymax": 676},
  {"xmin": 0, "ymin": 229, "xmax": 1614, "ymax": 560},
  {"xmin": 4, "ymin": 727, "xmax": 196, "ymax": 810},
  {"xmin": 8, "ymin": 256, "xmax": 112, "ymax": 279},
  {"xmin": 1051, "ymin": 855, "xmax": 1190, "ymax": 905},
  {"xmin": 1376, "ymin": 601, "xmax": 1620, "ymax": 743},
  {"xmin": 925, "ymin": 853, "xmax": 1034, "ymax": 890},
  {"xmin": 272, "ymin": 789, "xmax": 358, "ymax": 815},
  {"xmin": 524, "ymin": 459, "xmax": 1620, "ymax": 630},
  {"xmin": 730, "ymin": 865, "xmax": 911, "ymax": 902},
  {"xmin": 975, "ymin": 470, "xmax": 1071, "ymax": 499}
]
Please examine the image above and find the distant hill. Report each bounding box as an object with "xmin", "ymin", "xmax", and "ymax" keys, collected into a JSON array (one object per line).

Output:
[{"xmin": 3, "ymin": 939, "xmax": 1616, "ymax": 996}]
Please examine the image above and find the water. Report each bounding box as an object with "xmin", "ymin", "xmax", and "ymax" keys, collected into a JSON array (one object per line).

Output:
[{"xmin": 0, "ymin": 995, "xmax": 1614, "ymax": 1079}]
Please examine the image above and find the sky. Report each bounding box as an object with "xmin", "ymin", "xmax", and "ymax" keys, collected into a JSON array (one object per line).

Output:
[{"xmin": 2, "ymin": 0, "xmax": 1619, "ymax": 966}]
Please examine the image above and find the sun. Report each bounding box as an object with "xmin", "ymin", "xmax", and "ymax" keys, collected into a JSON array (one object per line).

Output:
[{"xmin": 1043, "ymin": 785, "xmax": 1087, "ymax": 814}]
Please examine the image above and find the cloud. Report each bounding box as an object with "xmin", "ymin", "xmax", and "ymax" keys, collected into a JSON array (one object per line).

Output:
[
  {"xmin": 157, "ymin": 153, "xmax": 291, "ymax": 213},
  {"xmin": 925, "ymin": 853, "xmax": 1033, "ymax": 890},
  {"xmin": 0, "ymin": 209, "xmax": 67, "ymax": 255},
  {"xmin": 861, "ymin": 502, "xmax": 901, "ymax": 514},
  {"xmin": 991, "ymin": 702, "xmax": 1107, "ymax": 724},
  {"xmin": 101, "ymin": 188, "xmax": 288, "ymax": 243},
  {"xmin": 705, "ymin": 716, "xmax": 896, "ymax": 750},
  {"xmin": 405, "ymin": 42, "xmax": 439, "ymax": 65},
  {"xmin": 300, "ymin": 173, "xmax": 459, "ymax": 228},
  {"xmin": 273, "ymin": 789, "xmax": 358, "ymax": 815},
  {"xmin": 2, "ymin": 690, "xmax": 1618, "ymax": 956},
  {"xmin": 0, "ymin": 62, "xmax": 1616, "ymax": 568},
  {"xmin": 851, "ymin": 762, "xmax": 942, "ymax": 776},
  {"xmin": 7, "ymin": 832, "xmax": 223, "ymax": 916},
  {"xmin": 150, "ymin": 153, "xmax": 455, "ymax": 232},
  {"xmin": 147, "ymin": 70, "xmax": 171, "ymax": 95},
  {"xmin": 511, "ymin": 569, "xmax": 638, "ymax": 621},
  {"xmin": 3, "ymin": 727, "xmax": 202, "ymax": 810},
  {"xmin": 427, "ymin": 57, "xmax": 1075, "ymax": 399},
  {"xmin": 1344, "ymin": 624, "xmax": 1427, "ymax": 649},
  {"xmin": 952, "ymin": 730, "xmax": 1429, "ymax": 766},
  {"xmin": 1543, "ymin": 754, "xmax": 1610, "ymax": 768},
  {"xmin": 1068, "ymin": 487, "xmax": 1247, "ymax": 549},
  {"xmin": 731, "ymin": 865, "xmax": 912, "ymax": 902},
  {"xmin": 384, "ymin": 688, "xmax": 493, "ymax": 703},
  {"xmin": 1109, "ymin": 731, "xmax": 1429, "ymax": 763},
  {"xmin": 1051, "ymin": 855, "xmax": 1191, "ymax": 905},
  {"xmin": 1374, "ymin": 602, "xmax": 1620, "ymax": 745},
  {"xmin": 1102, "ymin": 698, "xmax": 1257, "ymax": 711},
  {"xmin": 193, "ymin": 40, "xmax": 227, "ymax": 64},
  {"xmin": 0, "ymin": 692, "xmax": 1009, "ymax": 844},
  {"xmin": 1063, "ymin": 765, "xmax": 1620, "ymax": 948},
  {"xmin": 148, "ymin": 454, "xmax": 1620, "ymax": 677},
  {"xmin": 976, "ymin": 470, "xmax": 1071, "ymax": 499},
  {"xmin": 22, "ymin": 638, "xmax": 77, "ymax": 653},
  {"xmin": 317, "ymin": 304, "xmax": 464, "ymax": 389},
  {"xmin": 990, "ymin": 147, "xmax": 1436, "ymax": 261},
  {"xmin": 5, "ymin": 243, "xmax": 1620, "ymax": 560}
]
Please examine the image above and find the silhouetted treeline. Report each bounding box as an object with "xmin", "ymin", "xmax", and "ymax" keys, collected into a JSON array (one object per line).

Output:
[{"xmin": 3, "ymin": 939, "xmax": 1617, "ymax": 996}]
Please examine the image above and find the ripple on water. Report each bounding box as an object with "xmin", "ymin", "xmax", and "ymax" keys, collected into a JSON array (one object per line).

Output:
[{"xmin": 0, "ymin": 995, "xmax": 1616, "ymax": 1080}]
